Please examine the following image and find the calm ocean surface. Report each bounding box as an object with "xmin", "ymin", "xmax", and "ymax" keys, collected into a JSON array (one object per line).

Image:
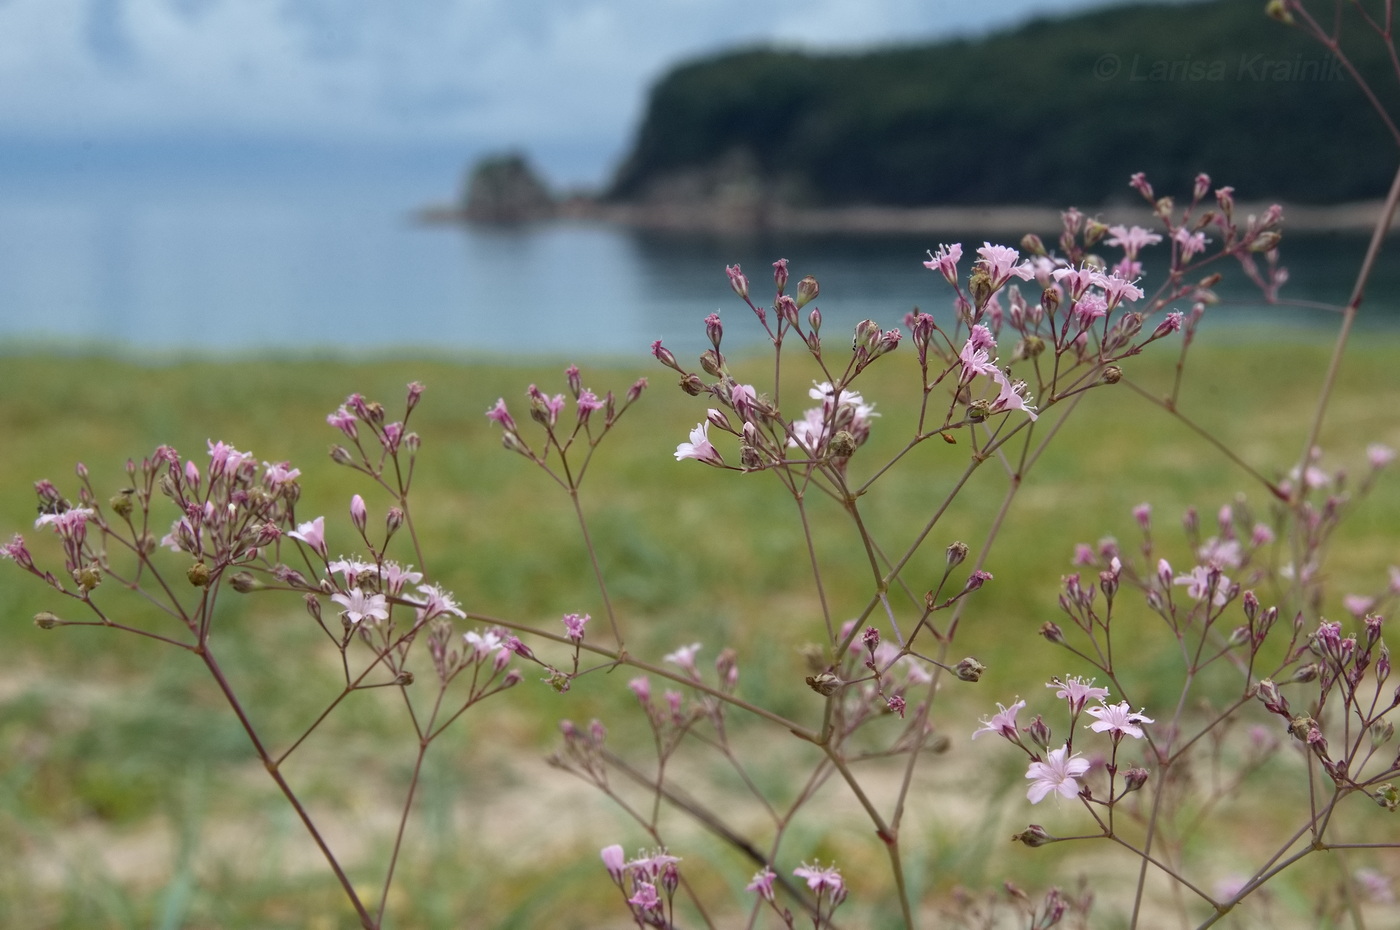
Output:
[{"xmin": 1, "ymin": 174, "xmax": 1396, "ymax": 361}]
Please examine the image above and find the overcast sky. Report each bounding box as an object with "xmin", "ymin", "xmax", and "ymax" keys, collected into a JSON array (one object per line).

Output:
[{"xmin": 0, "ymin": 0, "xmax": 1144, "ymax": 188}]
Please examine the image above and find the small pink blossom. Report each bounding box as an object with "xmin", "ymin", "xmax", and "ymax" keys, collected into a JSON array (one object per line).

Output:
[
  {"xmin": 562, "ymin": 612, "xmax": 590, "ymax": 641},
  {"xmin": 675, "ymin": 421, "xmax": 724, "ymax": 465},
  {"xmin": 600, "ymin": 844, "xmax": 626, "ymax": 880},
  {"xmin": 1026, "ymin": 745, "xmax": 1090, "ymax": 803},
  {"xmin": 1174, "ymin": 227, "xmax": 1210, "ymax": 259},
  {"xmin": 288, "ymin": 516, "xmax": 327, "ymax": 556},
  {"xmin": 485, "ymin": 398, "xmax": 516, "ymax": 431},
  {"xmin": 972, "ymin": 699, "xmax": 1026, "ymax": 740},
  {"xmin": 664, "ymin": 642, "xmax": 702, "ymax": 674},
  {"xmin": 1105, "ymin": 224, "xmax": 1163, "ymax": 259},
  {"xmin": 415, "ymin": 582, "xmax": 466, "ymax": 620},
  {"xmin": 976, "ymin": 242, "xmax": 1035, "ymax": 289},
  {"xmin": 1174, "ymin": 564, "xmax": 1231, "ymax": 605},
  {"xmin": 1086, "ymin": 700, "xmax": 1154, "ymax": 739},
  {"xmin": 793, "ymin": 861, "xmax": 846, "ymax": 903},
  {"xmin": 746, "ymin": 867, "xmax": 777, "ymax": 901},
  {"xmin": 1049, "ymin": 676, "xmax": 1110, "ymax": 714},
  {"xmin": 329, "ymin": 587, "xmax": 389, "ymax": 625},
  {"xmin": 1369, "ymin": 444, "xmax": 1396, "ymax": 469},
  {"xmin": 923, "ymin": 242, "xmax": 963, "ymax": 283}
]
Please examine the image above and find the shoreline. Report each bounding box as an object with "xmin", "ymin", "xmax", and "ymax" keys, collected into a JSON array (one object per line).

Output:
[{"xmin": 416, "ymin": 198, "xmax": 1397, "ymax": 236}]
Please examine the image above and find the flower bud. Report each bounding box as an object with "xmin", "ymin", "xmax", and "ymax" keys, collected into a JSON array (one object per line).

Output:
[
  {"xmin": 1026, "ymin": 714, "xmax": 1052, "ymax": 750},
  {"xmin": 726, "ymin": 264, "xmax": 748, "ymax": 300},
  {"xmin": 1083, "ymin": 218, "xmax": 1108, "ymax": 247},
  {"xmin": 1250, "ymin": 231, "xmax": 1282, "ymax": 253},
  {"xmin": 1020, "ymin": 232, "xmax": 1046, "ymax": 256},
  {"xmin": 229, "ymin": 570, "xmax": 260, "ymax": 593},
  {"xmin": 954, "ymin": 656, "xmax": 985, "ymax": 682},
  {"xmin": 1012, "ymin": 824, "xmax": 1056, "ymax": 847},
  {"xmin": 34, "ymin": 611, "xmax": 60, "ymax": 630},
  {"xmin": 1039, "ymin": 621, "xmax": 1066, "ymax": 645},
  {"xmin": 699, "ymin": 349, "xmax": 725, "ymax": 378},
  {"xmin": 705, "ymin": 313, "xmax": 723, "ymax": 350},
  {"xmin": 651, "ymin": 340, "xmax": 682, "ymax": 371},
  {"xmin": 946, "ymin": 541, "xmax": 969, "ymax": 568},
  {"xmin": 1101, "ymin": 365, "xmax": 1122, "ymax": 384},
  {"xmin": 806, "ymin": 672, "xmax": 842, "ymax": 696},
  {"xmin": 1373, "ymin": 783, "xmax": 1399, "ymax": 811},
  {"xmin": 329, "ymin": 445, "xmax": 354, "ymax": 466},
  {"xmin": 828, "ymin": 430, "xmax": 857, "ymax": 459},
  {"xmin": 772, "ymin": 258, "xmax": 789, "ymax": 294},
  {"xmin": 795, "ymin": 275, "xmax": 819, "ymax": 308},
  {"xmin": 74, "ymin": 565, "xmax": 102, "ymax": 592},
  {"xmin": 1040, "ymin": 287, "xmax": 1061, "ymax": 317},
  {"xmin": 1123, "ymin": 767, "xmax": 1150, "ymax": 793}
]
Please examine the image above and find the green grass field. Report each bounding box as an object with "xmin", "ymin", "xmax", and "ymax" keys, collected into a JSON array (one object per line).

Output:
[{"xmin": 1, "ymin": 332, "xmax": 1397, "ymax": 928}]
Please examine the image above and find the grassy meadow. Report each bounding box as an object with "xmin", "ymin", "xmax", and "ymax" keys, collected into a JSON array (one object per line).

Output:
[{"xmin": 1, "ymin": 331, "xmax": 1398, "ymax": 928}]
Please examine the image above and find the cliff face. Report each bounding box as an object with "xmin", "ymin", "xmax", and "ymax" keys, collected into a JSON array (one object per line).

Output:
[{"xmin": 607, "ymin": 0, "xmax": 1397, "ymax": 208}]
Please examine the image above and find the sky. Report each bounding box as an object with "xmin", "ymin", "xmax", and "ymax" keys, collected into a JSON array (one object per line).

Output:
[{"xmin": 0, "ymin": 0, "xmax": 1143, "ymax": 194}]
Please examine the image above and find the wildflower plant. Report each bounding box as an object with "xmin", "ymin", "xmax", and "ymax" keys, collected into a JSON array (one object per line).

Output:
[{"xmin": 5, "ymin": 3, "xmax": 1400, "ymax": 928}]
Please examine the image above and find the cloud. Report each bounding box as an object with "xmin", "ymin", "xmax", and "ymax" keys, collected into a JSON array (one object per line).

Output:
[{"xmin": 0, "ymin": 0, "xmax": 1124, "ymax": 182}]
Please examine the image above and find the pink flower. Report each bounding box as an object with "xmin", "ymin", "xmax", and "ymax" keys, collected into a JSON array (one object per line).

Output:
[
  {"xmin": 1105, "ymin": 224, "xmax": 1163, "ymax": 259},
  {"xmin": 485, "ymin": 398, "xmax": 516, "ymax": 431},
  {"xmin": 330, "ymin": 587, "xmax": 389, "ymax": 625},
  {"xmin": 327, "ymin": 405, "xmax": 358, "ymax": 438},
  {"xmin": 976, "ymin": 242, "xmax": 1035, "ymax": 289},
  {"xmin": 793, "ymin": 861, "xmax": 846, "ymax": 903},
  {"xmin": 1174, "ymin": 564, "xmax": 1231, "ymax": 605},
  {"xmin": 1048, "ymin": 676, "xmax": 1110, "ymax": 714},
  {"xmin": 1173, "ymin": 227, "xmax": 1210, "ymax": 259},
  {"xmin": 415, "ymin": 582, "xmax": 466, "ymax": 620},
  {"xmin": 675, "ymin": 421, "xmax": 724, "ymax": 465},
  {"xmin": 664, "ymin": 642, "xmax": 702, "ymax": 674},
  {"xmin": 600, "ymin": 844, "xmax": 626, "ymax": 880},
  {"xmin": 288, "ymin": 516, "xmax": 326, "ymax": 556},
  {"xmin": 562, "ymin": 612, "xmax": 590, "ymax": 641},
  {"xmin": 746, "ymin": 867, "xmax": 777, "ymax": 901},
  {"xmin": 923, "ymin": 242, "xmax": 963, "ymax": 284},
  {"xmin": 627, "ymin": 881, "xmax": 660, "ymax": 911},
  {"xmin": 972, "ymin": 699, "xmax": 1026, "ymax": 740},
  {"xmin": 262, "ymin": 461, "xmax": 301, "ymax": 487},
  {"xmin": 988, "ymin": 370, "xmax": 1039, "ymax": 421},
  {"xmin": 1026, "ymin": 745, "xmax": 1090, "ymax": 803},
  {"xmin": 1369, "ymin": 444, "xmax": 1396, "ymax": 469},
  {"xmin": 1086, "ymin": 701, "xmax": 1154, "ymax": 739}
]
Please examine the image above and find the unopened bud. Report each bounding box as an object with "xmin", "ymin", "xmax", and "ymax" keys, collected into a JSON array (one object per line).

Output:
[
  {"xmin": 1026, "ymin": 714, "xmax": 1052, "ymax": 750},
  {"xmin": 1372, "ymin": 719, "xmax": 1395, "ymax": 748},
  {"xmin": 1373, "ymin": 783, "xmax": 1399, "ymax": 811},
  {"xmin": 1101, "ymin": 366, "xmax": 1122, "ymax": 384},
  {"xmin": 34, "ymin": 611, "xmax": 60, "ymax": 629},
  {"xmin": 1017, "ymin": 335, "xmax": 1046, "ymax": 359},
  {"xmin": 828, "ymin": 430, "xmax": 857, "ymax": 459},
  {"xmin": 74, "ymin": 565, "xmax": 102, "ymax": 592},
  {"xmin": 1123, "ymin": 767, "xmax": 1150, "ymax": 793},
  {"xmin": 1020, "ymin": 233, "xmax": 1046, "ymax": 257},
  {"xmin": 795, "ymin": 275, "xmax": 819, "ymax": 308},
  {"xmin": 229, "ymin": 570, "xmax": 259, "ymax": 593},
  {"xmin": 969, "ymin": 270, "xmax": 993, "ymax": 308},
  {"xmin": 1040, "ymin": 287, "xmax": 1061, "ymax": 317},
  {"xmin": 680, "ymin": 373, "xmax": 706, "ymax": 396},
  {"xmin": 726, "ymin": 264, "xmax": 748, "ymax": 300},
  {"xmin": 946, "ymin": 541, "xmax": 969, "ymax": 568},
  {"xmin": 1012, "ymin": 824, "xmax": 1055, "ymax": 847},
  {"xmin": 954, "ymin": 657, "xmax": 986, "ymax": 682},
  {"xmin": 1039, "ymin": 621, "xmax": 1066, "ymax": 645},
  {"xmin": 110, "ymin": 491, "xmax": 134, "ymax": 518},
  {"xmin": 1250, "ymin": 231, "xmax": 1282, "ymax": 253},
  {"xmin": 1228, "ymin": 626, "xmax": 1251, "ymax": 647},
  {"xmin": 329, "ymin": 445, "xmax": 354, "ymax": 466},
  {"xmin": 1291, "ymin": 663, "xmax": 1319, "ymax": 684},
  {"xmin": 1083, "ymin": 218, "xmax": 1108, "ymax": 247},
  {"xmin": 806, "ymin": 672, "xmax": 842, "ymax": 696}
]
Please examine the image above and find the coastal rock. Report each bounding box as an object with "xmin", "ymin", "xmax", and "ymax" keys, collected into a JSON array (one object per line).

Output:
[{"xmin": 461, "ymin": 152, "xmax": 555, "ymax": 223}]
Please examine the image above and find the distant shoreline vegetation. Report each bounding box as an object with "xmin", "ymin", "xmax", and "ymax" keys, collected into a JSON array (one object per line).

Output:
[{"xmin": 439, "ymin": 0, "xmax": 1395, "ymax": 229}]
